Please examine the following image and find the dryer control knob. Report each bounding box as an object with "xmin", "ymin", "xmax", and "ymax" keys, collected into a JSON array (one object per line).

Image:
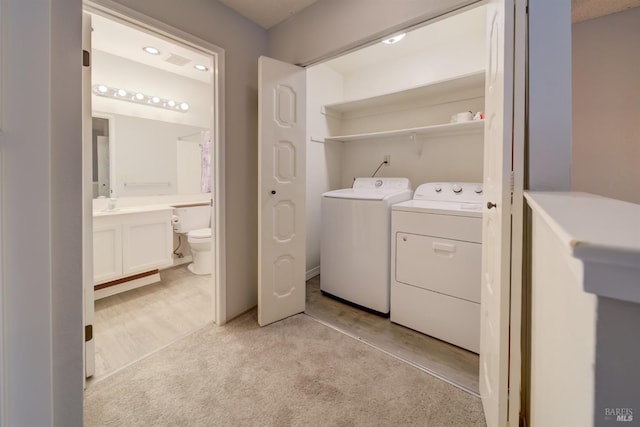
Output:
[
  {"xmin": 474, "ymin": 185, "xmax": 483, "ymax": 194},
  {"xmin": 434, "ymin": 185, "xmax": 442, "ymax": 193},
  {"xmin": 452, "ymin": 184, "xmax": 462, "ymax": 193}
]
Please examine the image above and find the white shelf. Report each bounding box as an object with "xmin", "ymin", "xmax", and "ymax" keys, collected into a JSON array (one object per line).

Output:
[
  {"xmin": 323, "ymin": 71, "xmax": 485, "ymax": 116},
  {"xmin": 323, "ymin": 120, "xmax": 484, "ymax": 143}
]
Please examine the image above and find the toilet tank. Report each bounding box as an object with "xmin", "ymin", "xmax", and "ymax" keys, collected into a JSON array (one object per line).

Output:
[{"xmin": 172, "ymin": 205, "xmax": 211, "ymax": 233}]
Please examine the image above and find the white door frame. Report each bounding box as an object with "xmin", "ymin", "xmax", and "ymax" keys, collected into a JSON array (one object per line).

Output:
[{"xmin": 83, "ymin": 1, "xmax": 228, "ymax": 333}]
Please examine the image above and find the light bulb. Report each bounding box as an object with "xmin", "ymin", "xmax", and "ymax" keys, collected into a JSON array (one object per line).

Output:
[
  {"xmin": 135, "ymin": 93, "xmax": 145, "ymax": 101},
  {"xmin": 151, "ymin": 96, "xmax": 160, "ymax": 104},
  {"xmin": 97, "ymin": 85, "xmax": 108, "ymax": 93},
  {"xmin": 382, "ymin": 33, "xmax": 406, "ymax": 44},
  {"xmin": 142, "ymin": 46, "xmax": 160, "ymax": 55},
  {"xmin": 194, "ymin": 64, "xmax": 208, "ymax": 72},
  {"xmin": 180, "ymin": 102, "xmax": 189, "ymax": 111},
  {"xmin": 117, "ymin": 89, "xmax": 127, "ymax": 97},
  {"xmin": 167, "ymin": 100, "xmax": 176, "ymax": 107}
]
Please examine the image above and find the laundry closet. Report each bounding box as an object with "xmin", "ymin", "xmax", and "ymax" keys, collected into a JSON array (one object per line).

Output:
[{"xmin": 304, "ymin": 5, "xmax": 487, "ymax": 282}]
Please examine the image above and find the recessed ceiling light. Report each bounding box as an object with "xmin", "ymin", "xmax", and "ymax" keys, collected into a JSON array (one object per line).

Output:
[
  {"xmin": 142, "ymin": 46, "xmax": 161, "ymax": 55},
  {"xmin": 97, "ymin": 85, "xmax": 108, "ymax": 93},
  {"xmin": 117, "ymin": 89, "xmax": 127, "ymax": 97},
  {"xmin": 382, "ymin": 33, "xmax": 406, "ymax": 45},
  {"xmin": 167, "ymin": 100, "xmax": 176, "ymax": 107},
  {"xmin": 151, "ymin": 96, "xmax": 160, "ymax": 104},
  {"xmin": 194, "ymin": 64, "xmax": 209, "ymax": 72},
  {"xmin": 135, "ymin": 93, "xmax": 145, "ymax": 101},
  {"xmin": 180, "ymin": 102, "xmax": 189, "ymax": 111}
]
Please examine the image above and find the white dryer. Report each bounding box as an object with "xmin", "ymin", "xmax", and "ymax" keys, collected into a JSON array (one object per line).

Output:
[
  {"xmin": 391, "ymin": 182, "xmax": 483, "ymax": 352},
  {"xmin": 321, "ymin": 177, "xmax": 413, "ymax": 315}
]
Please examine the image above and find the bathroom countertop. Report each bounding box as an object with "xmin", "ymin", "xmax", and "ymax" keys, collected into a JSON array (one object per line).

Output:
[{"xmin": 93, "ymin": 204, "xmax": 174, "ymax": 217}]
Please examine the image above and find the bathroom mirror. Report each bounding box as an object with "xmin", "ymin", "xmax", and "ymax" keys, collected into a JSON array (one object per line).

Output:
[{"xmin": 92, "ymin": 113, "xmax": 210, "ymax": 198}]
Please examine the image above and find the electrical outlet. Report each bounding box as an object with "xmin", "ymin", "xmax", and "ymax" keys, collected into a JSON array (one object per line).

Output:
[{"xmin": 384, "ymin": 154, "xmax": 391, "ymax": 165}]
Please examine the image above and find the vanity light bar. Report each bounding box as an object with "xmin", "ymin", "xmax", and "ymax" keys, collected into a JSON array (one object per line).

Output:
[{"xmin": 92, "ymin": 84, "xmax": 189, "ymax": 113}]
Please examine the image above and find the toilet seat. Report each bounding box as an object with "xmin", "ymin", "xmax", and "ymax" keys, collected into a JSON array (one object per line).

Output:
[{"xmin": 188, "ymin": 228, "xmax": 211, "ymax": 240}]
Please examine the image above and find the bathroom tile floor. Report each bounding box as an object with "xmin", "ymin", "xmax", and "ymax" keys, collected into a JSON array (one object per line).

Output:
[
  {"xmin": 90, "ymin": 264, "xmax": 213, "ymax": 382},
  {"xmin": 305, "ymin": 275, "xmax": 480, "ymax": 395}
]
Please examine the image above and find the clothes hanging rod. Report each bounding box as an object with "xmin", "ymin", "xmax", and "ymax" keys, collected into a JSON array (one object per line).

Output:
[
  {"xmin": 177, "ymin": 131, "xmax": 204, "ymax": 141},
  {"xmin": 123, "ymin": 181, "xmax": 171, "ymax": 187}
]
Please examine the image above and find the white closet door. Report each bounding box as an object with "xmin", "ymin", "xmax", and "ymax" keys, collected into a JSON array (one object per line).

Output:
[
  {"xmin": 480, "ymin": 0, "xmax": 523, "ymax": 425},
  {"xmin": 258, "ymin": 56, "xmax": 306, "ymax": 327}
]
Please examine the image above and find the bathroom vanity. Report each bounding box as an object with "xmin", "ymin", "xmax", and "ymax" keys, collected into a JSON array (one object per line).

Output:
[{"xmin": 93, "ymin": 206, "xmax": 173, "ymax": 299}]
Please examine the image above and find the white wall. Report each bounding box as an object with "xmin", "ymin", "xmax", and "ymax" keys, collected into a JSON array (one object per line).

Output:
[
  {"xmin": 92, "ymin": 50, "xmax": 211, "ymax": 128},
  {"xmin": 109, "ymin": 114, "xmax": 206, "ymax": 197},
  {"xmin": 305, "ymin": 65, "xmax": 345, "ymax": 275},
  {"xmin": 106, "ymin": 0, "xmax": 269, "ymax": 319},
  {"xmin": 304, "ymin": 8, "xmax": 485, "ymax": 274},
  {"xmin": 572, "ymin": 7, "xmax": 640, "ymax": 204},
  {"xmin": 339, "ymin": 6, "xmax": 486, "ymax": 100},
  {"xmin": 268, "ymin": 0, "xmax": 478, "ymax": 65},
  {"xmin": 0, "ymin": 0, "xmax": 84, "ymax": 425},
  {"xmin": 528, "ymin": 0, "xmax": 572, "ymax": 190}
]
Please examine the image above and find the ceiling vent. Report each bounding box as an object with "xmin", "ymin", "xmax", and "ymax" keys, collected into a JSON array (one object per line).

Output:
[{"xmin": 165, "ymin": 53, "xmax": 191, "ymax": 66}]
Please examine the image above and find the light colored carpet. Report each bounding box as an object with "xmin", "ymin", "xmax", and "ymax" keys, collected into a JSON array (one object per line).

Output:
[{"xmin": 84, "ymin": 310, "xmax": 486, "ymax": 426}]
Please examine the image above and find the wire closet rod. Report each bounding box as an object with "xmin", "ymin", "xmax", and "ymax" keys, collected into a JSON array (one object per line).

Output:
[{"xmin": 177, "ymin": 131, "xmax": 205, "ymax": 141}]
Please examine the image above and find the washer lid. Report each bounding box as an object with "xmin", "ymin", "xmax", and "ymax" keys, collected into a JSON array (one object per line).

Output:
[
  {"xmin": 323, "ymin": 188, "xmax": 413, "ymax": 200},
  {"xmin": 323, "ymin": 177, "xmax": 413, "ymax": 200},
  {"xmin": 188, "ymin": 228, "xmax": 211, "ymax": 239}
]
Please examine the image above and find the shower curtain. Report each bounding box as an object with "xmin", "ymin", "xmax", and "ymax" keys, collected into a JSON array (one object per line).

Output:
[{"xmin": 201, "ymin": 130, "xmax": 212, "ymax": 193}]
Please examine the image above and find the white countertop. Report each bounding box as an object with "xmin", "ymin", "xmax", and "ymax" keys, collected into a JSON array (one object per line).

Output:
[
  {"xmin": 525, "ymin": 191, "xmax": 640, "ymax": 303},
  {"xmin": 93, "ymin": 204, "xmax": 173, "ymax": 217}
]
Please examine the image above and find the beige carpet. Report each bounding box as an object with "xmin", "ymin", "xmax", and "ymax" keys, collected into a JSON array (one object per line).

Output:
[{"xmin": 85, "ymin": 310, "xmax": 486, "ymax": 426}]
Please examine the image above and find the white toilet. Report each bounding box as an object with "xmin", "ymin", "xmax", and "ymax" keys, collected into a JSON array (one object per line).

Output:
[{"xmin": 172, "ymin": 205, "xmax": 213, "ymax": 275}]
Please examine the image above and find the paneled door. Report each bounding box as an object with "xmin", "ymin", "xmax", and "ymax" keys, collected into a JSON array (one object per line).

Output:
[
  {"xmin": 480, "ymin": 0, "xmax": 524, "ymax": 425},
  {"xmin": 258, "ymin": 56, "xmax": 306, "ymax": 326}
]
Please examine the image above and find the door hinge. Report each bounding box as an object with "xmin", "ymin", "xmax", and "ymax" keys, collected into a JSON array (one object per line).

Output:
[
  {"xmin": 510, "ymin": 170, "xmax": 515, "ymax": 193},
  {"xmin": 85, "ymin": 324, "xmax": 93, "ymax": 342},
  {"xmin": 83, "ymin": 50, "xmax": 90, "ymax": 67}
]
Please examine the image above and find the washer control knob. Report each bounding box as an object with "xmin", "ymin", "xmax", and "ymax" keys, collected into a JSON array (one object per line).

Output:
[
  {"xmin": 452, "ymin": 184, "xmax": 462, "ymax": 194},
  {"xmin": 474, "ymin": 185, "xmax": 483, "ymax": 194},
  {"xmin": 434, "ymin": 184, "xmax": 442, "ymax": 193}
]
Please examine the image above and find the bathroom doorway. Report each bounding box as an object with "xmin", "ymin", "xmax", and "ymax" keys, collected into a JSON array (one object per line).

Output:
[{"xmin": 83, "ymin": 2, "xmax": 226, "ymax": 381}]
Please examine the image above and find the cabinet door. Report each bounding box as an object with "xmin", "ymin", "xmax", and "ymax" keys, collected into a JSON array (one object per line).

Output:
[
  {"xmin": 93, "ymin": 223, "xmax": 122, "ymax": 284},
  {"xmin": 122, "ymin": 214, "xmax": 173, "ymax": 275}
]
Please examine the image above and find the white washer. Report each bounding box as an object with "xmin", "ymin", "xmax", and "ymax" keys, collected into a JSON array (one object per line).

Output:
[
  {"xmin": 321, "ymin": 177, "xmax": 413, "ymax": 315},
  {"xmin": 391, "ymin": 182, "xmax": 483, "ymax": 352}
]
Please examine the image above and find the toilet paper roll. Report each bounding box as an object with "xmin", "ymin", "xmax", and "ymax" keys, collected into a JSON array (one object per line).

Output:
[{"xmin": 171, "ymin": 215, "xmax": 180, "ymax": 225}]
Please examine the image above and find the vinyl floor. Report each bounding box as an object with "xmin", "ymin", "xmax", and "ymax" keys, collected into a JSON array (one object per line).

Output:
[
  {"xmin": 304, "ymin": 275, "xmax": 480, "ymax": 395},
  {"xmin": 91, "ymin": 264, "xmax": 214, "ymax": 381}
]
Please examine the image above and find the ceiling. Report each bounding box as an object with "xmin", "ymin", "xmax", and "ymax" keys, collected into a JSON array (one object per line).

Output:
[
  {"xmin": 219, "ymin": 0, "xmax": 640, "ymax": 29},
  {"xmin": 89, "ymin": 0, "xmax": 640, "ymax": 85},
  {"xmin": 218, "ymin": 0, "xmax": 319, "ymax": 29},
  {"xmin": 91, "ymin": 12, "xmax": 213, "ymax": 84}
]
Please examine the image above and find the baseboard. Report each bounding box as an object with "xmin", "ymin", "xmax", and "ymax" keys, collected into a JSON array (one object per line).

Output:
[
  {"xmin": 94, "ymin": 273, "xmax": 161, "ymax": 300},
  {"xmin": 306, "ymin": 266, "xmax": 320, "ymax": 280}
]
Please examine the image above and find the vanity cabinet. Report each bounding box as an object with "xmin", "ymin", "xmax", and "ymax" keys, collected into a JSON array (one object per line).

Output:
[
  {"xmin": 93, "ymin": 223, "xmax": 123, "ymax": 284},
  {"xmin": 93, "ymin": 207, "xmax": 173, "ymax": 296}
]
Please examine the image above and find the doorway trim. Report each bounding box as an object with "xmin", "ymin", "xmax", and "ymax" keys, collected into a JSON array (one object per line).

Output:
[{"xmin": 83, "ymin": 0, "xmax": 227, "ymax": 325}]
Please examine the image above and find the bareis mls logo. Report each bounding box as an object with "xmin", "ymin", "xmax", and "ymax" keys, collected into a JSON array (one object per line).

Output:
[{"xmin": 604, "ymin": 408, "xmax": 633, "ymax": 422}]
